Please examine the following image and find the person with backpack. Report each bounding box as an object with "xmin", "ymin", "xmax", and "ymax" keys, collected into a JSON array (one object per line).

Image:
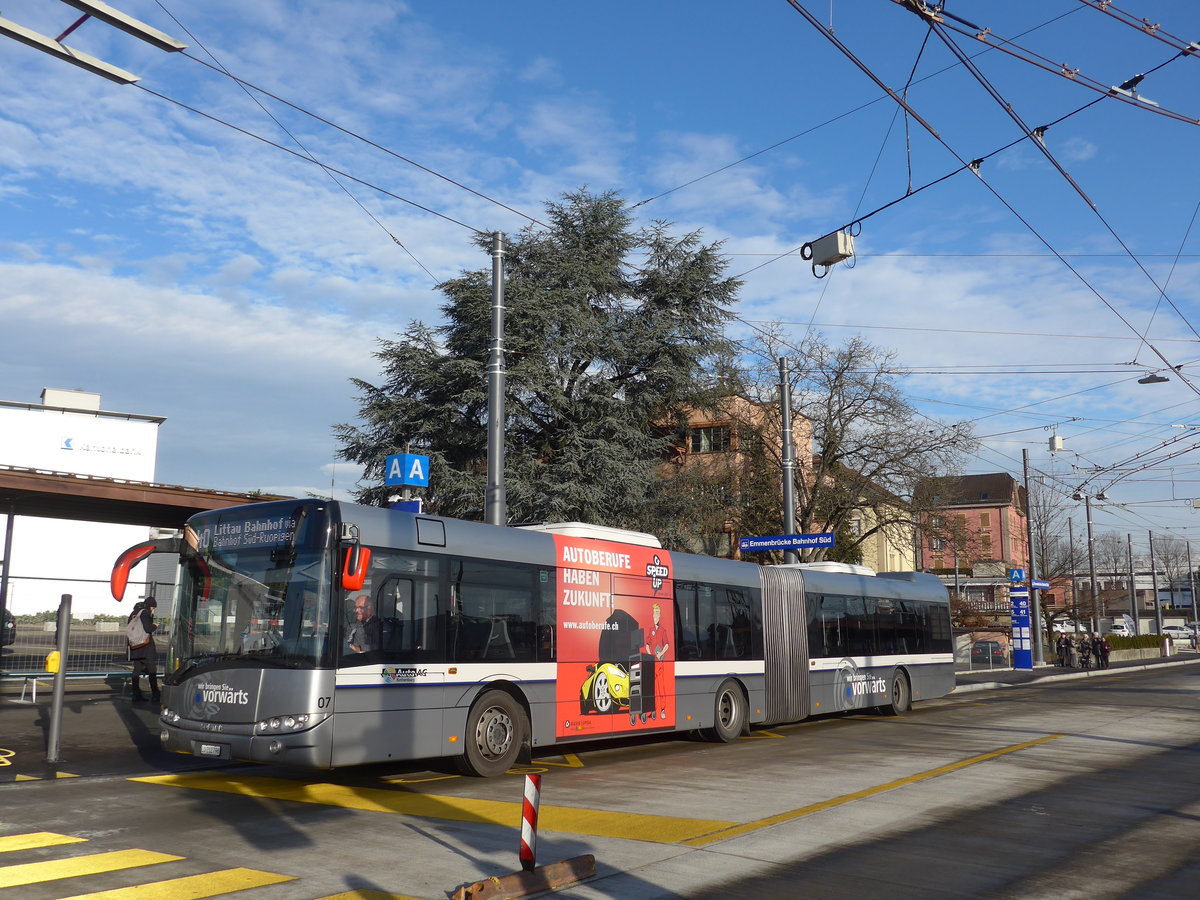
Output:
[{"xmin": 126, "ymin": 597, "xmax": 160, "ymax": 703}]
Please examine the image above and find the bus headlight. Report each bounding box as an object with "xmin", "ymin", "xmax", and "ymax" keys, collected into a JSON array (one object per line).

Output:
[{"xmin": 255, "ymin": 713, "xmax": 325, "ymax": 734}]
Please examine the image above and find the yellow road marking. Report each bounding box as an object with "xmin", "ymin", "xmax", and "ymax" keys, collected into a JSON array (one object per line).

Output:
[
  {"xmin": 132, "ymin": 773, "xmax": 735, "ymax": 844},
  {"xmin": 0, "ymin": 832, "xmax": 87, "ymax": 853},
  {"xmin": 531, "ymin": 752, "xmax": 585, "ymax": 767},
  {"xmin": 739, "ymin": 730, "xmax": 784, "ymax": 740},
  {"xmin": 14, "ymin": 774, "xmax": 40, "ymax": 782},
  {"xmin": 0, "ymin": 849, "xmax": 182, "ymax": 888},
  {"xmin": 54, "ymin": 866, "xmax": 295, "ymax": 899},
  {"xmin": 380, "ymin": 773, "xmax": 459, "ymax": 785},
  {"xmin": 683, "ymin": 734, "xmax": 1065, "ymax": 846},
  {"xmin": 0, "ymin": 748, "xmax": 14, "ymax": 767}
]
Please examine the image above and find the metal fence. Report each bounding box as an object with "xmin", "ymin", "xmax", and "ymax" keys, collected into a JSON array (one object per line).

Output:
[
  {"xmin": 2, "ymin": 577, "xmax": 172, "ymax": 678},
  {"xmin": 954, "ymin": 629, "xmax": 1013, "ymax": 672}
]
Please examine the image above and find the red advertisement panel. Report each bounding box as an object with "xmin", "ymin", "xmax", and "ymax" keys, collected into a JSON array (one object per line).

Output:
[{"xmin": 553, "ymin": 535, "xmax": 674, "ymax": 740}]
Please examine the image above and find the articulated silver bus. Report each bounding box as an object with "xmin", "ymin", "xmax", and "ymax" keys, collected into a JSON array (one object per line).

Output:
[{"xmin": 111, "ymin": 498, "xmax": 954, "ymax": 776}]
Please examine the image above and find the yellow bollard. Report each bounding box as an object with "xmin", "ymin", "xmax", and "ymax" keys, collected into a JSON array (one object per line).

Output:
[{"xmin": 45, "ymin": 650, "xmax": 61, "ymax": 674}]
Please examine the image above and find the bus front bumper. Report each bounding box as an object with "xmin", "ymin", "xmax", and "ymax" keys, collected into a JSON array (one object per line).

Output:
[{"xmin": 160, "ymin": 715, "xmax": 334, "ymax": 768}]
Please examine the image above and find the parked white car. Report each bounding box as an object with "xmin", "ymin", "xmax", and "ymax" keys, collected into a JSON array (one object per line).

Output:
[{"xmin": 1161, "ymin": 625, "xmax": 1195, "ymax": 646}]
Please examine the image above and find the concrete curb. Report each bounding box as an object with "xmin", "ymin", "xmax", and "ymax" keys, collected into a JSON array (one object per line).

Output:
[{"xmin": 951, "ymin": 656, "xmax": 1200, "ymax": 694}]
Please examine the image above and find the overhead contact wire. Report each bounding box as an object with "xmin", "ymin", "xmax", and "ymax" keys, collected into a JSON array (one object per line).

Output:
[
  {"xmin": 788, "ymin": 1, "xmax": 1200, "ymax": 400},
  {"xmin": 132, "ymin": 85, "xmax": 482, "ymax": 234},
  {"xmin": 153, "ymin": 1, "xmax": 437, "ymax": 280}
]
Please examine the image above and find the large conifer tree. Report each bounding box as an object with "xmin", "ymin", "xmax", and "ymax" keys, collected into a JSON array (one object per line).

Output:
[{"xmin": 335, "ymin": 190, "xmax": 738, "ymax": 530}]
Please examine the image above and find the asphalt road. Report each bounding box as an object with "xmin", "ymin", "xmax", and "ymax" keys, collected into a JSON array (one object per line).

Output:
[{"xmin": 2, "ymin": 664, "xmax": 1198, "ymax": 899}]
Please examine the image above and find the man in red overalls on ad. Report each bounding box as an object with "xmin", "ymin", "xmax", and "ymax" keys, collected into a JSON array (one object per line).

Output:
[
  {"xmin": 642, "ymin": 602, "xmax": 670, "ymax": 663},
  {"xmin": 638, "ymin": 602, "xmax": 670, "ymax": 721}
]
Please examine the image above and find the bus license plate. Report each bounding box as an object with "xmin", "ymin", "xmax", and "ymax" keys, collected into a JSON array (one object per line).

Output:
[{"xmin": 198, "ymin": 742, "xmax": 227, "ymax": 759}]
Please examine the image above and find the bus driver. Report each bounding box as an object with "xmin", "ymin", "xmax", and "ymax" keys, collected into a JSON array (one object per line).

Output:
[{"xmin": 348, "ymin": 594, "xmax": 382, "ymax": 654}]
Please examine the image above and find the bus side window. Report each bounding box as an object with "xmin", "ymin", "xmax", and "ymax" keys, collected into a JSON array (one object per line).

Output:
[
  {"xmin": 821, "ymin": 595, "xmax": 846, "ymax": 658},
  {"xmin": 453, "ymin": 558, "xmax": 537, "ymax": 662},
  {"xmin": 844, "ymin": 597, "xmax": 875, "ymax": 656},
  {"xmin": 376, "ymin": 576, "xmax": 413, "ymax": 653},
  {"xmin": 806, "ymin": 594, "xmax": 825, "ymax": 657},
  {"xmin": 538, "ymin": 573, "xmax": 556, "ymax": 662},
  {"xmin": 696, "ymin": 585, "xmax": 717, "ymax": 659},
  {"xmin": 926, "ymin": 599, "xmax": 953, "ymax": 652},
  {"xmin": 674, "ymin": 583, "xmax": 701, "ymax": 660},
  {"xmin": 875, "ymin": 598, "xmax": 900, "ymax": 654}
]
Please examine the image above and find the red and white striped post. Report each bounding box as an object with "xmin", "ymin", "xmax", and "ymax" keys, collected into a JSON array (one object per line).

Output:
[{"xmin": 519, "ymin": 773, "xmax": 541, "ymax": 872}]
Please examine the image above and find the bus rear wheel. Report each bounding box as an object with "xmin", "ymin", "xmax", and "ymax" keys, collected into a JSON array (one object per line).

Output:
[
  {"xmin": 457, "ymin": 690, "xmax": 526, "ymax": 777},
  {"xmin": 705, "ymin": 680, "xmax": 746, "ymax": 743},
  {"xmin": 879, "ymin": 670, "xmax": 910, "ymax": 716}
]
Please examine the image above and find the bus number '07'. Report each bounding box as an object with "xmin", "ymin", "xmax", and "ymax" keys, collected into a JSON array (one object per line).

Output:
[{"xmin": 317, "ymin": 697, "xmax": 331, "ymax": 709}]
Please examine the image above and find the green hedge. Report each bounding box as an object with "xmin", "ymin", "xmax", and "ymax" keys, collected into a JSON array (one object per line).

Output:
[{"xmin": 1107, "ymin": 634, "xmax": 1163, "ymax": 650}]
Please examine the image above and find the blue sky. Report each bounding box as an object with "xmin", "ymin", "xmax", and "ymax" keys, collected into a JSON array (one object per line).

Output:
[{"xmin": 3, "ymin": 0, "xmax": 1200, "ymax": 548}]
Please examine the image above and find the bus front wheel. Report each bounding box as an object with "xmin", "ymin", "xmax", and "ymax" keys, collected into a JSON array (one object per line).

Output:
[
  {"xmin": 457, "ymin": 690, "xmax": 526, "ymax": 777},
  {"xmin": 705, "ymin": 680, "xmax": 746, "ymax": 743},
  {"xmin": 879, "ymin": 670, "xmax": 910, "ymax": 716}
]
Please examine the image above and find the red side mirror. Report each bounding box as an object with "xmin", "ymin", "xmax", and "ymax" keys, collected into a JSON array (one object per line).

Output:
[
  {"xmin": 112, "ymin": 541, "xmax": 160, "ymax": 601},
  {"xmin": 342, "ymin": 546, "xmax": 371, "ymax": 591},
  {"xmin": 111, "ymin": 537, "xmax": 182, "ymax": 601}
]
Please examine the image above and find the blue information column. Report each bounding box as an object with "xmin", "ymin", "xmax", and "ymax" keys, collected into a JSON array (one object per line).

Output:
[{"xmin": 1009, "ymin": 588, "xmax": 1033, "ymax": 670}]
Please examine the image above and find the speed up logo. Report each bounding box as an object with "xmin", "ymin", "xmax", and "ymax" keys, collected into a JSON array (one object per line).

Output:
[
  {"xmin": 645, "ymin": 555, "xmax": 669, "ymax": 590},
  {"xmin": 833, "ymin": 659, "xmax": 887, "ymax": 710}
]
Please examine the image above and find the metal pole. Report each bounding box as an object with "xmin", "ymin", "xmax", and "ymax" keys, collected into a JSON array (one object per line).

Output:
[
  {"xmin": 1069, "ymin": 517, "xmax": 1081, "ymax": 633},
  {"xmin": 1149, "ymin": 531, "xmax": 1163, "ymax": 634},
  {"xmin": 485, "ymin": 232, "xmax": 507, "ymax": 527},
  {"xmin": 953, "ymin": 543, "xmax": 960, "ymax": 605},
  {"xmin": 779, "ymin": 357, "xmax": 798, "ymax": 565},
  {"xmin": 45, "ymin": 594, "xmax": 72, "ymax": 764},
  {"xmin": 1022, "ymin": 449, "xmax": 1044, "ymax": 664},
  {"xmin": 1128, "ymin": 534, "xmax": 1139, "ymax": 634},
  {"xmin": 1085, "ymin": 496, "xmax": 1100, "ymax": 633},
  {"xmin": 1187, "ymin": 541, "xmax": 1197, "ymax": 627},
  {"xmin": 0, "ymin": 504, "xmax": 13, "ymax": 643}
]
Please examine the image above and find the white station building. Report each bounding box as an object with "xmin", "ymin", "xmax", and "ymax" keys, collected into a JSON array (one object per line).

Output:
[{"xmin": 0, "ymin": 389, "xmax": 165, "ymax": 618}]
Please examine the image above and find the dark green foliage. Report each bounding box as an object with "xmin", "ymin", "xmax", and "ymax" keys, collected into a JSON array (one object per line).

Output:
[
  {"xmin": 1106, "ymin": 634, "xmax": 1165, "ymax": 650},
  {"xmin": 335, "ymin": 190, "xmax": 738, "ymax": 529}
]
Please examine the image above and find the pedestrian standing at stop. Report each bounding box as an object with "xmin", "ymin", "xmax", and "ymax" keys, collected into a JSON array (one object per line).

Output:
[
  {"xmin": 127, "ymin": 597, "xmax": 160, "ymax": 704},
  {"xmin": 1094, "ymin": 632, "xmax": 1112, "ymax": 670},
  {"xmin": 1078, "ymin": 633, "xmax": 1093, "ymax": 670},
  {"xmin": 1056, "ymin": 632, "xmax": 1070, "ymax": 667}
]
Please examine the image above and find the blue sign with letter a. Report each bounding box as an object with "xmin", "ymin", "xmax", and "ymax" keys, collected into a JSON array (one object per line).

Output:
[{"xmin": 385, "ymin": 453, "xmax": 430, "ymax": 487}]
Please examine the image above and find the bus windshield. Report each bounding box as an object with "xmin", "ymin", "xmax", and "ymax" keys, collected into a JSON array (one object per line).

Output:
[{"xmin": 168, "ymin": 503, "xmax": 335, "ymax": 676}]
